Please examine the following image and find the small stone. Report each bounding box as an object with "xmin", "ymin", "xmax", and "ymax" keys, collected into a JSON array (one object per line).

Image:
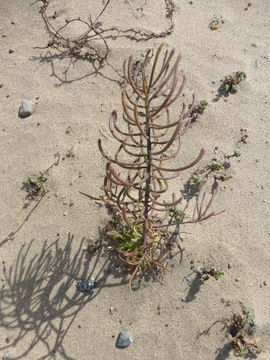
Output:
[
  {"xmin": 228, "ymin": 263, "xmax": 232, "ymax": 269},
  {"xmin": 109, "ymin": 306, "xmax": 114, "ymax": 314},
  {"xmin": 116, "ymin": 331, "xmax": 132, "ymax": 349},
  {"xmin": 18, "ymin": 100, "xmax": 32, "ymax": 118},
  {"xmin": 0, "ymin": 84, "xmax": 3, "ymax": 88},
  {"xmin": 63, "ymin": 211, "xmax": 67, "ymax": 216},
  {"xmin": 2, "ymin": 34, "xmax": 7, "ymax": 37},
  {"xmin": 235, "ymin": 278, "xmax": 240, "ymax": 282},
  {"xmin": 8, "ymin": 48, "xmax": 14, "ymax": 54},
  {"xmin": 263, "ymin": 281, "xmax": 267, "ymax": 286},
  {"xmin": 2, "ymin": 355, "xmax": 8, "ymax": 360},
  {"xmin": 186, "ymin": 276, "xmax": 191, "ymax": 283},
  {"xmin": 76, "ymin": 279, "xmax": 96, "ymax": 293}
]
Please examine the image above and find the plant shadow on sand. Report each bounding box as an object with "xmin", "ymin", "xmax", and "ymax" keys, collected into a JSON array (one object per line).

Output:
[
  {"xmin": 30, "ymin": 51, "xmax": 122, "ymax": 86},
  {"xmin": 0, "ymin": 232, "xmax": 126, "ymax": 360}
]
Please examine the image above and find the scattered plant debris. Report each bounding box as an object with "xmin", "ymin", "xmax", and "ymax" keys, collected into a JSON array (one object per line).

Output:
[
  {"xmin": 222, "ymin": 303, "xmax": 264, "ymax": 357},
  {"xmin": 25, "ymin": 172, "xmax": 47, "ymax": 197},
  {"xmin": 190, "ymin": 100, "xmax": 208, "ymax": 123},
  {"xmin": 63, "ymin": 146, "xmax": 76, "ymax": 159},
  {"xmin": 81, "ymin": 44, "xmax": 223, "ymax": 290},
  {"xmin": 65, "ymin": 126, "xmax": 72, "ymax": 134},
  {"xmin": 189, "ymin": 158, "xmax": 230, "ymax": 191},
  {"xmin": 220, "ymin": 71, "xmax": 247, "ymax": 94},
  {"xmin": 225, "ymin": 150, "xmax": 241, "ymax": 159},
  {"xmin": 193, "ymin": 266, "xmax": 224, "ymax": 282},
  {"xmin": 238, "ymin": 128, "xmax": 248, "ymax": 145},
  {"xmin": 87, "ymin": 240, "xmax": 101, "ymax": 254},
  {"xmin": 220, "ymin": 298, "xmax": 232, "ymax": 307},
  {"xmin": 244, "ymin": 2, "xmax": 252, "ymax": 11},
  {"xmin": 209, "ymin": 16, "xmax": 224, "ymax": 31}
]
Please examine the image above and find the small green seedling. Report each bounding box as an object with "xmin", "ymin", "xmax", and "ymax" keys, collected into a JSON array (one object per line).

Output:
[
  {"xmin": 5, "ymin": 335, "xmax": 12, "ymax": 344},
  {"xmin": 210, "ymin": 161, "xmax": 224, "ymax": 172},
  {"xmin": 63, "ymin": 146, "xmax": 76, "ymax": 160},
  {"xmin": 161, "ymin": 148, "xmax": 174, "ymax": 158},
  {"xmin": 192, "ymin": 100, "xmax": 208, "ymax": 115},
  {"xmin": 213, "ymin": 269, "xmax": 224, "ymax": 280},
  {"xmin": 190, "ymin": 173, "xmax": 204, "ymax": 188},
  {"xmin": 26, "ymin": 172, "xmax": 47, "ymax": 195},
  {"xmin": 256, "ymin": 346, "xmax": 265, "ymax": 355},
  {"xmin": 66, "ymin": 126, "xmax": 72, "ymax": 134},
  {"xmin": 220, "ymin": 298, "xmax": 232, "ymax": 307},
  {"xmin": 190, "ymin": 100, "xmax": 208, "ymax": 122},
  {"xmin": 169, "ymin": 206, "xmax": 185, "ymax": 223},
  {"xmin": 220, "ymin": 71, "xmax": 247, "ymax": 93},
  {"xmin": 240, "ymin": 302, "xmax": 254, "ymax": 325}
]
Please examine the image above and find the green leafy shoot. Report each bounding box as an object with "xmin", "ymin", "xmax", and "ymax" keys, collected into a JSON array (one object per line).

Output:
[
  {"xmin": 169, "ymin": 206, "xmax": 185, "ymax": 223},
  {"xmin": 220, "ymin": 298, "xmax": 232, "ymax": 307},
  {"xmin": 113, "ymin": 225, "xmax": 144, "ymax": 252},
  {"xmin": 210, "ymin": 161, "xmax": 224, "ymax": 172},
  {"xmin": 214, "ymin": 270, "xmax": 224, "ymax": 280},
  {"xmin": 220, "ymin": 71, "xmax": 247, "ymax": 93},
  {"xmin": 26, "ymin": 172, "xmax": 47, "ymax": 194}
]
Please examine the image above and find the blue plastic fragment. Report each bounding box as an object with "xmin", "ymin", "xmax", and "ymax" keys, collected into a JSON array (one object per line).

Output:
[{"xmin": 76, "ymin": 279, "xmax": 96, "ymax": 293}]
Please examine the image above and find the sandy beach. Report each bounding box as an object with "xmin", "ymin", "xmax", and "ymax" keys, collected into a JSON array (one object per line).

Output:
[{"xmin": 0, "ymin": 1, "xmax": 269, "ymax": 359}]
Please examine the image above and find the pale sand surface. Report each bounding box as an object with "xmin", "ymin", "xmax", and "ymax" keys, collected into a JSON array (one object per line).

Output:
[{"xmin": 0, "ymin": 1, "xmax": 269, "ymax": 359}]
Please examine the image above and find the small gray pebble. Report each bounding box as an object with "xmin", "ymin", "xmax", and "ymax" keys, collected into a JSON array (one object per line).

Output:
[
  {"xmin": 2, "ymin": 355, "xmax": 9, "ymax": 360},
  {"xmin": 116, "ymin": 331, "xmax": 132, "ymax": 349},
  {"xmin": 18, "ymin": 100, "xmax": 32, "ymax": 118},
  {"xmin": 228, "ymin": 263, "xmax": 232, "ymax": 269},
  {"xmin": 186, "ymin": 276, "xmax": 191, "ymax": 283},
  {"xmin": 8, "ymin": 48, "xmax": 14, "ymax": 54}
]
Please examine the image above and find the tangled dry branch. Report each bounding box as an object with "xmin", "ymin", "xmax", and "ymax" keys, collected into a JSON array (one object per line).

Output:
[{"xmin": 35, "ymin": 0, "xmax": 175, "ymax": 77}]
